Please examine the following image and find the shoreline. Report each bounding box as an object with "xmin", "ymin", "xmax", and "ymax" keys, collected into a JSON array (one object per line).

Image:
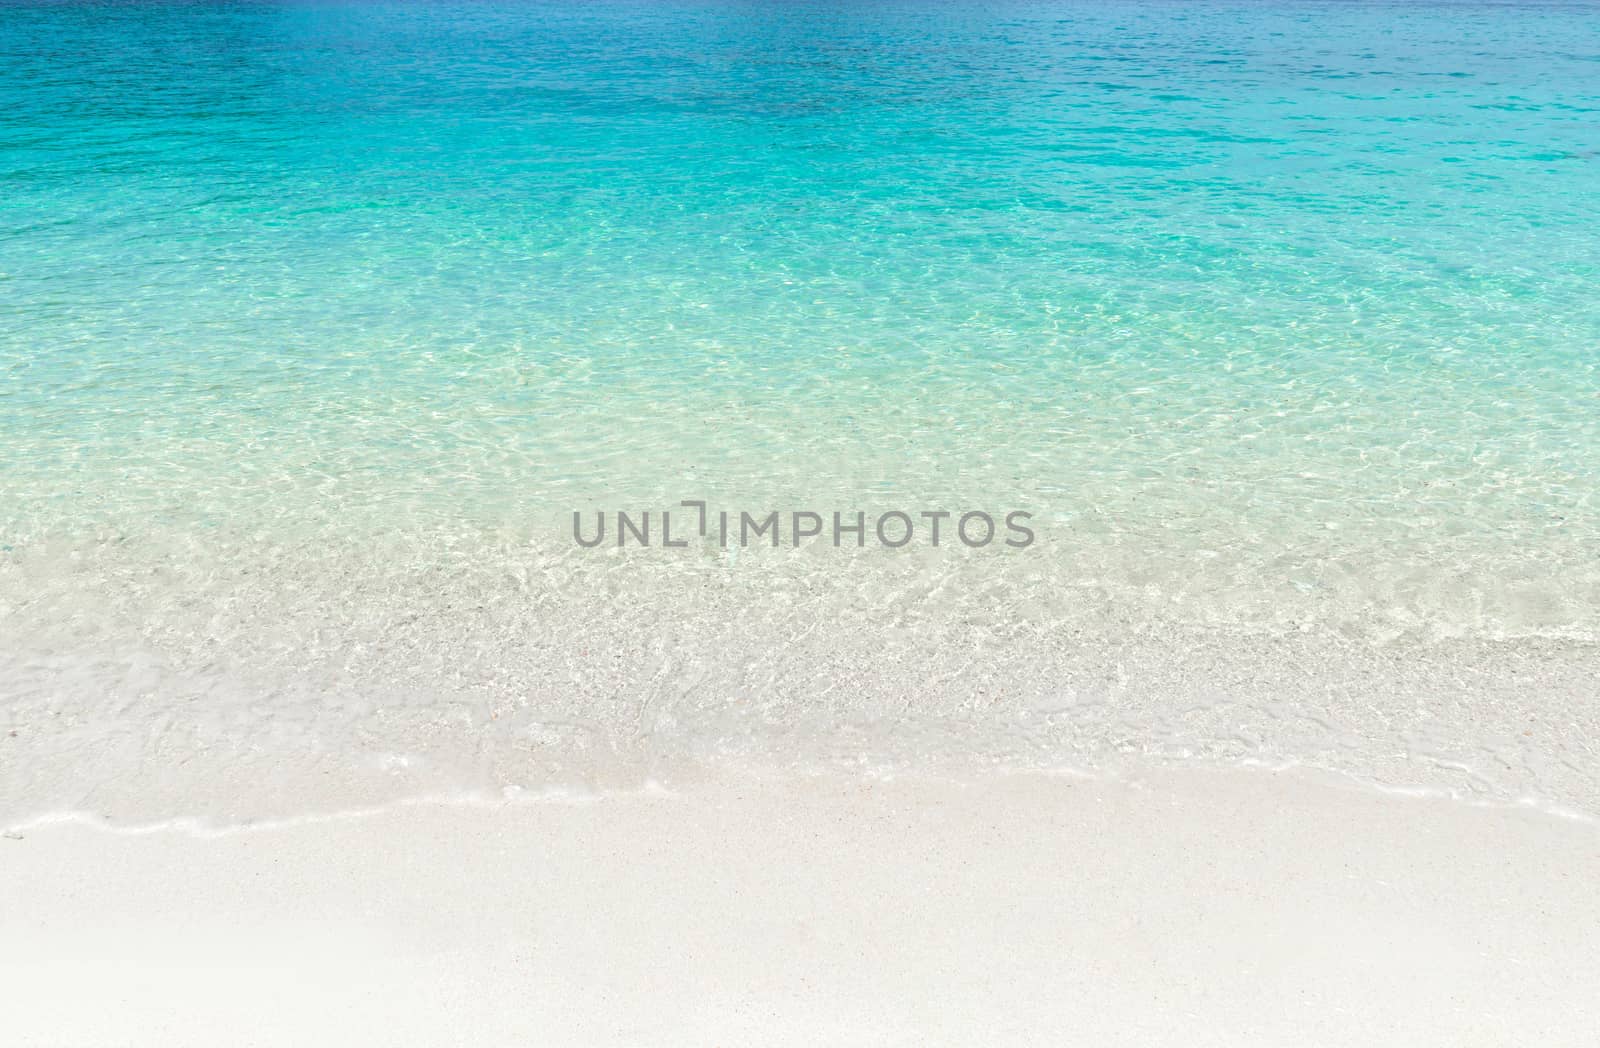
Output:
[
  {"xmin": 5, "ymin": 756, "xmax": 1598, "ymax": 839},
  {"xmin": 5, "ymin": 764, "xmax": 1597, "ymax": 1046},
  {"xmin": 7, "ymin": 621, "xmax": 1598, "ymax": 827}
]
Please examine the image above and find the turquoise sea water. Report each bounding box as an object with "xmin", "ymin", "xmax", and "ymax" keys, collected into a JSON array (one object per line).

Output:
[{"xmin": 3, "ymin": 1, "xmax": 1599, "ymax": 819}]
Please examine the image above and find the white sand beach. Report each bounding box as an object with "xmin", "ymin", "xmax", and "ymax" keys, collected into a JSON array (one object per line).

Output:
[
  {"xmin": 7, "ymin": 1, "xmax": 1600, "ymax": 1043},
  {"xmin": 4, "ymin": 766, "xmax": 1596, "ymax": 1046}
]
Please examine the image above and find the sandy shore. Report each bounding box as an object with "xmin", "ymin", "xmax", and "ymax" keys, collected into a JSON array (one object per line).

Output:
[{"xmin": 3, "ymin": 766, "xmax": 1596, "ymax": 1046}]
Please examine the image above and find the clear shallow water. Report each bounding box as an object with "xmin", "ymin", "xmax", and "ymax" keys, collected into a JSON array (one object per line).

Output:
[{"xmin": 2, "ymin": 1, "xmax": 1599, "ymax": 820}]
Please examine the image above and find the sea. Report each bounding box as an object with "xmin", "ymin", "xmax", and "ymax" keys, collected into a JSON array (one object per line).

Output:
[{"xmin": 2, "ymin": 0, "xmax": 1598, "ymax": 824}]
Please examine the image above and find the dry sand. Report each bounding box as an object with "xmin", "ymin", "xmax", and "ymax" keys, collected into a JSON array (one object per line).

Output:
[{"xmin": 3, "ymin": 765, "xmax": 1597, "ymax": 1046}]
